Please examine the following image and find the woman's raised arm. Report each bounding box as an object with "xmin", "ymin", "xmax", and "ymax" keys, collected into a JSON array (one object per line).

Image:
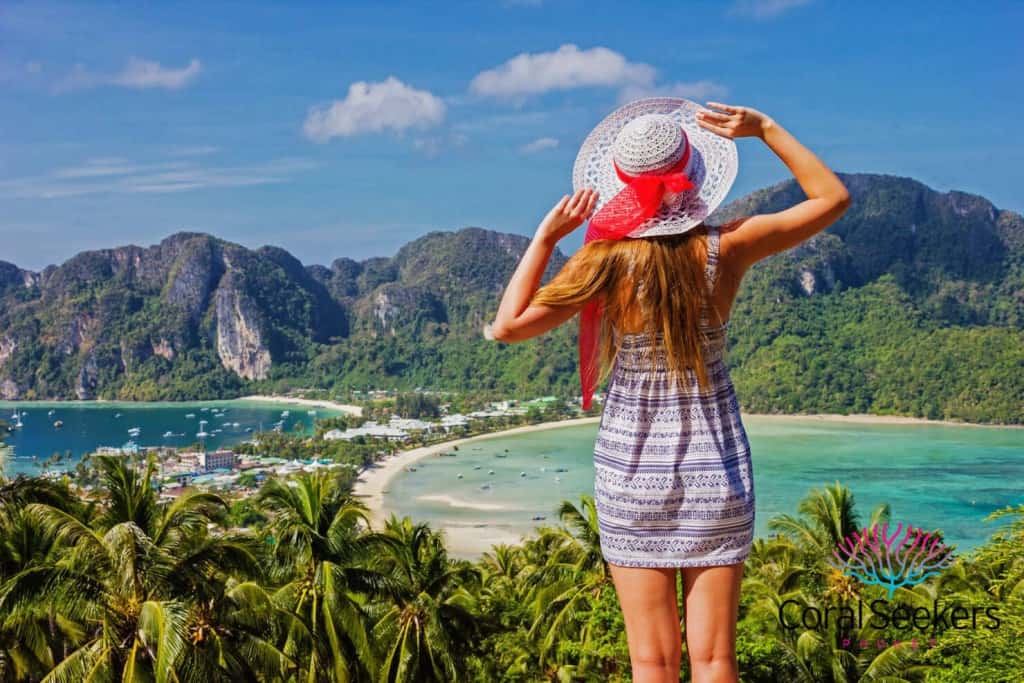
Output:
[{"xmin": 696, "ymin": 102, "xmax": 851, "ymax": 274}]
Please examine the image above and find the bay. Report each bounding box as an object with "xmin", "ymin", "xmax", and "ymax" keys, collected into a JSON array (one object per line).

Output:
[
  {"xmin": 384, "ymin": 415, "xmax": 1024, "ymax": 552},
  {"xmin": 0, "ymin": 400, "xmax": 340, "ymax": 477}
]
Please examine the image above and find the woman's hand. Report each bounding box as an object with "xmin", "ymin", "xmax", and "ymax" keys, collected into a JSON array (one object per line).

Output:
[
  {"xmin": 536, "ymin": 188, "xmax": 599, "ymax": 245},
  {"xmin": 696, "ymin": 102, "xmax": 774, "ymax": 140}
]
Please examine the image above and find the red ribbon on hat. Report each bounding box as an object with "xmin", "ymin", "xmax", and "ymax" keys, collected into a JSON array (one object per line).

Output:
[{"xmin": 577, "ymin": 133, "xmax": 693, "ymax": 410}]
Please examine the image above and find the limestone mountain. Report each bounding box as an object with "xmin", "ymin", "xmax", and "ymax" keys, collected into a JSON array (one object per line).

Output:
[{"xmin": 0, "ymin": 173, "xmax": 1021, "ymax": 423}]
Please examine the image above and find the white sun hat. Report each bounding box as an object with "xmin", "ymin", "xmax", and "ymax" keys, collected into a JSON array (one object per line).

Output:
[{"xmin": 572, "ymin": 97, "xmax": 738, "ymax": 238}]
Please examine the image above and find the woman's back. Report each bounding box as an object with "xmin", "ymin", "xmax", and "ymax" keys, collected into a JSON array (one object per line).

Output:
[{"xmin": 594, "ymin": 224, "xmax": 756, "ymax": 568}]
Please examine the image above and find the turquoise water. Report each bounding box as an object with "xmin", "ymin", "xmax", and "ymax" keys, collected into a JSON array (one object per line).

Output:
[
  {"xmin": 384, "ymin": 416, "xmax": 1024, "ymax": 552},
  {"xmin": 0, "ymin": 400, "xmax": 340, "ymax": 477}
]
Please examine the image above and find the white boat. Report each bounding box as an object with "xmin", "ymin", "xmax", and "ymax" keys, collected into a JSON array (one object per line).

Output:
[
  {"xmin": 196, "ymin": 431, "xmax": 210, "ymax": 439},
  {"xmin": 48, "ymin": 409, "xmax": 55, "ymax": 416},
  {"xmin": 307, "ymin": 409, "xmax": 317, "ymax": 415},
  {"xmin": 163, "ymin": 431, "xmax": 175, "ymax": 438},
  {"xmin": 457, "ymin": 473, "xmax": 463, "ymax": 479},
  {"xmin": 185, "ymin": 413, "xmax": 195, "ymax": 419},
  {"xmin": 281, "ymin": 410, "xmax": 290, "ymax": 417}
]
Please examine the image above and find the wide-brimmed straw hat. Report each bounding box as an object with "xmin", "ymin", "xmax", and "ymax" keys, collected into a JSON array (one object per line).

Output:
[
  {"xmin": 569, "ymin": 97, "xmax": 739, "ymax": 411},
  {"xmin": 573, "ymin": 96, "xmax": 738, "ymax": 239}
]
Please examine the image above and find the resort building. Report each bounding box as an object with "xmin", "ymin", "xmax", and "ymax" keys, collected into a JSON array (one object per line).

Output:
[
  {"xmin": 322, "ymin": 421, "xmax": 410, "ymax": 442},
  {"xmin": 200, "ymin": 449, "xmax": 237, "ymax": 472},
  {"xmin": 440, "ymin": 414, "xmax": 470, "ymax": 431}
]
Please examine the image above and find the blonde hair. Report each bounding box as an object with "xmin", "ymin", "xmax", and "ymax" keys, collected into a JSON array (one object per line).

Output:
[{"xmin": 532, "ymin": 229, "xmax": 713, "ymax": 392}]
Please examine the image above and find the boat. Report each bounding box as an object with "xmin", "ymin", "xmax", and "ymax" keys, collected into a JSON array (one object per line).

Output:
[
  {"xmin": 473, "ymin": 465, "xmax": 481, "ymax": 470},
  {"xmin": 554, "ymin": 476, "xmax": 561, "ymax": 482},
  {"xmin": 520, "ymin": 471, "xmax": 527, "ymax": 477},
  {"xmin": 48, "ymin": 409, "xmax": 55, "ymax": 416},
  {"xmin": 114, "ymin": 412, "xmax": 122, "ymax": 418},
  {"xmin": 196, "ymin": 431, "xmax": 210, "ymax": 439},
  {"xmin": 185, "ymin": 413, "xmax": 195, "ymax": 419},
  {"xmin": 163, "ymin": 431, "xmax": 176, "ymax": 438},
  {"xmin": 232, "ymin": 422, "xmax": 240, "ymax": 427},
  {"xmin": 457, "ymin": 473, "xmax": 464, "ymax": 479},
  {"xmin": 53, "ymin": 420, "xmax": 64, "ymax": 428},
  {"xmin": 307, "ymin": 409, "xmax": 317, "ymax": 415},
  {"xmin": 532, "ymin": 515, "xmax": 546, "ymax": 521},
  {"xmin": 281, "ymin": 410, "xmax": 290, "ymax": 417},
  {"xmin": 480, "ymin": 483, "xmax": 492, "ymax": 490}
]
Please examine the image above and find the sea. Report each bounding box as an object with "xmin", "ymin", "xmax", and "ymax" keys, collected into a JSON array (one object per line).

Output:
[
  {"xmin": 383, "ymin": 415, "xmax": 1023, "ymax": 553},
  {"xmin": 0, "ymin": 400, "xmax": 342, "ymax": 477}
]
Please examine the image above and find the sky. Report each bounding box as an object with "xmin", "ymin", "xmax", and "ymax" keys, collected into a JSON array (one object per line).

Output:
[{"xmin": 1, "ymin": 0, "xmax": 1022, "ymax": 271}]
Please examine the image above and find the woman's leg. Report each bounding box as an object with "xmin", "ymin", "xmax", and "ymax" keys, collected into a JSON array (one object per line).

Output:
[
  {"xmin": 608, "ymin": 562, "xmax": 683, "ymax": 683},
  {"xmin": 680, "ymin": 562, "xmax": 745, "ymax": 683}
]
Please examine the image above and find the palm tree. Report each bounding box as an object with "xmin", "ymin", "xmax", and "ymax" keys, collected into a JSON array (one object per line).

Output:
[
  {"xmin": 768, "ymin": 481, "xmax": 890, "ymax": 590},
  {"xmin": 0, "ymin": 456, "xmax": 281, "ymax": 682},
  {"xmin": 371, "ymin": 514, "xmax": 485, "ymax": 682},
  {"xmin": 524, "ymin": 494, "xmax": 613, "ymax": 677},
  {"xmin": 0, "ymin": 476, "xmax": 81, "ymax": 681},
  {"xmin": 257, "ymin": 471, "xmax": 401, "ymax": 682}
]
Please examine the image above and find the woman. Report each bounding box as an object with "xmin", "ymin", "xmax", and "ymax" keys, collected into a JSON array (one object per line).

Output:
[{"xmin": 488, "ymin": 97, "xmax": 849, "ymax": 682}]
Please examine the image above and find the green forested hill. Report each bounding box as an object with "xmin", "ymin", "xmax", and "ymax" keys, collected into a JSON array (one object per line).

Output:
[{"xmin": 0, "ymin": 173, "xmax": 1021, "ymax": 423}]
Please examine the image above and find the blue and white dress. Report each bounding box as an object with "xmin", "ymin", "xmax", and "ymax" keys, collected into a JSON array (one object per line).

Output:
[{"xmin": 593, "ymin": 226, "xmax": 756, "ymax": 568}]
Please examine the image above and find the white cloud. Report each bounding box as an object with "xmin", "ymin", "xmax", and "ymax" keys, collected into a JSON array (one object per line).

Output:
[
  {"xmin": 113, "ymin": 57, "xmax": 202, "ymax": 89},
  {"xmin": 0, "ymin": 157, "xmax": 317, "ymax": 199},
  {"xmin": 54, "ymin": 57, "xmax": 202, "ymax": 92},
  {"xmin": 303, "ymin": 76, "xmax": 446, "ymax": 142},
  {"xmin": 618, "ymin": 80, "xmax": 729, "ymax": 104},
  {"xmin": 470, "ymin": 44, "xmax": 655, "ymax": 98},
  {"xmin": 519, "ymin": 137, "xmax": 559, "ymax": 154},
  {"xmin": 729, "ymin": 0, "xmax": 813, "ymax": 19}
]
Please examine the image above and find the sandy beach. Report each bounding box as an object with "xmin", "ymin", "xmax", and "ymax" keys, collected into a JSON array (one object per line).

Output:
[
  {"xmin": 350, "ymin": 416, "xmax": 601, "ymax": 555},
  {"xmin": 348, "ymin": 409, "xmax": 1019, "ymax": 558},
  {"xmin": 743, "ymin": 412, "xmax": 1023, "ymax": 429},
  {"xmin": 235, "ymin": 395, "xmax": 364, "ymax": 417}
]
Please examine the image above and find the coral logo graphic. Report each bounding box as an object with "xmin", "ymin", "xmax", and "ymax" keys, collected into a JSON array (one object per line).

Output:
[{"xmin": 827, "ymin": 521, "xmax": 956, "ymax": 598}]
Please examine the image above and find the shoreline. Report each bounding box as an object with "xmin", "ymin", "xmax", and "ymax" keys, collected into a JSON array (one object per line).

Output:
[
  {"xmin": 234, "ymin": 395, "xmax": 364, "ymax": 417},
  {"xmin": 350, "ymin": 416, "xmax": 601, "ymax": 554},
  {"xmin": 742, "ymin": 412, "xmax": 1023, "ymax": 429},
  {"xmin": 0, "ymin": 395, "xmax": 364, "ymax": 418},
  {"xmin": 350, "ymin": 410, "xmax": 1021, "ymax": 557}
]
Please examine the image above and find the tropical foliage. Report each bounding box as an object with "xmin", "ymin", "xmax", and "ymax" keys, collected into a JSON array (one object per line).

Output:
[{"xmin": 1, "ymin": 460, "xmax": 1021, "ymax": 681}]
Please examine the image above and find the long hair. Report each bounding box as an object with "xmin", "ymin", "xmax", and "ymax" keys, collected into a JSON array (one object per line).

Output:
[{"xmin": 532, "ymin": 227, "xmax": 714, "ymax": 392}]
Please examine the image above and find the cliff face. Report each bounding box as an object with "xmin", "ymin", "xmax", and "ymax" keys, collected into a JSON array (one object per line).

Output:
[{"xmin": 0, "ymin": 226, "xmax": 567, "ymax": 399}]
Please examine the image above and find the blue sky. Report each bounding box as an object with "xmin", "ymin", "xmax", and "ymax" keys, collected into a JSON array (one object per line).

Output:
[{"xmin": 1, "ymin": 0, "xmax": 1021, "ymax": 271}]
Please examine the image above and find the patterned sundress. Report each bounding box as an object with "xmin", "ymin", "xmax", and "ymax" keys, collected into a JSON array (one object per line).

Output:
[{"xmin": 593, "ymin": 226, "xmax": 756, "ymax": 568}]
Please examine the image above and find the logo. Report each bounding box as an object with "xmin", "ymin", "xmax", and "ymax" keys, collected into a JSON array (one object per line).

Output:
[{"xmin": 827, "ymin": 521, "xmax": 956, "ymax": 598}]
